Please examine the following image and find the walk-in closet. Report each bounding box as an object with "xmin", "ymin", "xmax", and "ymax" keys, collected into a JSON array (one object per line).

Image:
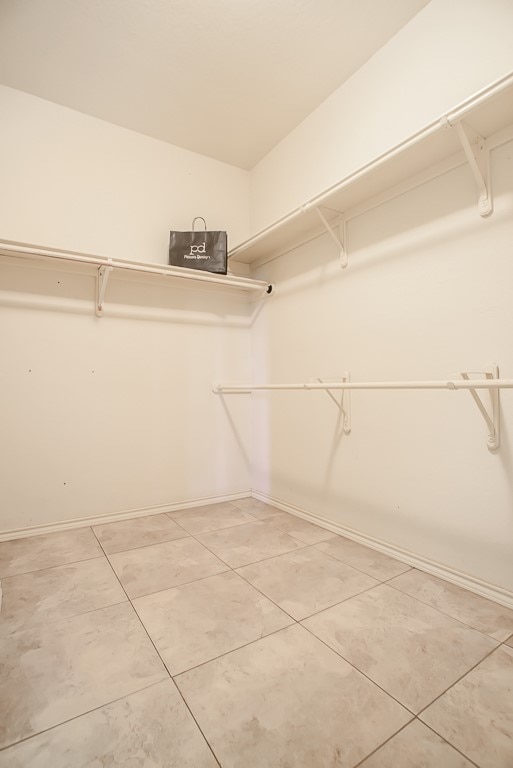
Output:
[{"xmin": 1, "ymin": 1, "xmax": 513, "ymax": 766}]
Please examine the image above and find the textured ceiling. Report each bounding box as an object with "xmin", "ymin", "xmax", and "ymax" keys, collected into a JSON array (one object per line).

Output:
[{"xmin": 0, "ymin": 0, "xmax": 430, "ymax": 168}]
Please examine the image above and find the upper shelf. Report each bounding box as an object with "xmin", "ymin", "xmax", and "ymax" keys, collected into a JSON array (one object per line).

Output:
[
  {"xmin": 229, "ymin": 73, "xmax": 513, "ymax": 266},
  {"xmin": 0, "ymin": 240, "xmax": 273, "ymax": 316}
]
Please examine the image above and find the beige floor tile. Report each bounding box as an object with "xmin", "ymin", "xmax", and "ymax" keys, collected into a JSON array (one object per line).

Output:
[
  {"xmin": 176, "ymin": 624, "xmax": 411, "ymax": 768},
  {"xmin": 230, "ymin": 497, "xmax": 284, "ymax": 519},
  {"xmin": 359, "ymin": 720, "xmax": 474, "ymax": 767},
  {"xmin": 0, "ymin": 528, "xmax": 102, "ymax": 578},
  {"xmin": 506, "ymin": 634, "xmax": 513, "ymax": 648},
  {"xmin": 421, "ymin": 645, "xmax": 513, "ymax": 768},
  {"xmin": 237, "ymin": 546, "xmax": 378, "ymax": 620},
  {"xmin": 388, "ymin": 569, "xmax": 513, "ymax": 641},
  {"xmin": 197, "ymin": 521, "xmax": 305, "ymax": 568},
  {"xmin": 0, "ymin": 680, "xmax": 217, "ymax": 768},
  {"xmin": 302, "ymin": 583, "xmax": 497, "ymax": 713},
  {"xmin": 134, "ymin": 571, "xmax": 293, "ymax": 674},
  {"xmin": 0, "ymin": 603, "xmax": 167, "ymax": 749},
  {"xmin": 263, "ymin": 511, "xmax": 335, "ymax": 544},
  {"xmin": 93, "ymin": 513, "xmax": 188, "ymax": 554},
  {"xmin": 167, "ymin": 502, "xmax": 255, "ymax": 535},
  {"xmin": 0, "ymin": 558, "xmax": 126, "ymax": 635},
  {"xmin": 108, "ymin": 537, "xmax": 228, "ymax": 598},
  {"xmin": 316, "ymin": 536, "xmax": 411, "ymax": 580}
]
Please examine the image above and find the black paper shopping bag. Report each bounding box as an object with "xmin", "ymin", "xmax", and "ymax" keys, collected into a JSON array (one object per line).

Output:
[{"xmin": 169, "ymin": 217, "xmax": 227, "ymax": 274}]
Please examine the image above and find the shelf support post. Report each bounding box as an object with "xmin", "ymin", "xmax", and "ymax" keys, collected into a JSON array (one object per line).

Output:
[
  {"xmin": 454, "ymin": 120, "xmax": 492, "ymax": 217},
  {"xmin": 96, "ymin": 260, "xmax": 113, "ymax": 317},
  {"xmin": 316, "ymin": 373, "xmax": 351, "ymax": 433},
  {"xmin": 314, "ymin": 206, "xmax": 347, "ymax": 268},
  {"xmin": 460, "ymin": 365, "xmax": 500, "ymax": 450}
]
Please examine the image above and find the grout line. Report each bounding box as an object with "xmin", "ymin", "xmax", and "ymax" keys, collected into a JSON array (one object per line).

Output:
[
  {"xmin": 384, "ymin": 575, "xmax": 513, "ymax": 642},
  {"xmin": 0, "ymin": 551, "xmax": 104, "ymax": 580},
  {"xmin": 0, "ymin": 679, "xmax": 172, "ymax": 755},
  {"xmin": 127, "ymin": 567, "xmax": 233, "ymax": 602},
  {"xmin": 311, "ymin": 548, "xmax": 512, "ymax": 645},
  {"xmin": 415, "ymin": 642, "xmax": 502, "ymax": 719},
  {"xmin": 179, "ymin": 536, "xmax": 236, "ymax": 571},
  {"xmin": 374, "ymin": 582, "xmax": 502, "ymax": 645},
  {"xmin": 312, "ymin": 540, "xmax": 413, "ymax": 582},
  {"xmin": 90, "ymin": 528, "xmax": 223, "ymax": 768},
  {"xmin": 298, "ymin": 620, "xmax": 417, "ymax": 718},
  {"xmin": 165, "ymin": 515, "xmax": 263, "ymax": 537},
  {"xmin": 172, "ymin": 622, "xmax": 297, "ymax": 680},
  {"xmin": 420, "ymin": 720, "xmax": 481, "ymax": 768},
  {"xmin": 228, "ymin": 541, "xmax": 385, "ymax": 624},
  {"xmin": 351, "ymin": 719, "xmax": 413, "ymax": 768},
  {"xmin": 193, "ymin": 536, "xmax": 310, "ymax": 570},
  {"xmin": 94, "ymin": 512, "xmax": 190, "ymax": 535},
  {"xmin": 351, "ymin": 716, "xmax": 481, "ymax": 768},
  {"xmin": 181, "ymin": 517, "xmax": 312, "ymax": 570},
  {"xmin": 0, "ymin": 553, "xmax": 108, "ymax": 582},
  {"xmin": 262, "ymin": 519, "xmax": 340, "ymax": 543},
  {"xmin": 1, "ymin": 599, "xmax": 130, "ymax": 640},
  {"xmin": 232, "ymin": 568, "xmax": 300, "ymax": 624},
  {"xmin": 100, "ymin": 532, "xmax": 191, "ymax": 556},
  {"xmin": 296, "ymin": 582, "xmax": 385, "ymax": 623}
]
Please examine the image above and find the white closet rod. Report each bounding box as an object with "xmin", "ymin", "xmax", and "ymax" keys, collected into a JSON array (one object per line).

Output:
[
  {"xmin": 214, "ymin": 380, "xmax": 513, "ymax": 392},
  {"xmin": 214, "ymin": 371, "xmax": 510, "ymax": 450},
  {"xmin": 0, "ymin": 241, "xmax": 272, "ymax": 294}
]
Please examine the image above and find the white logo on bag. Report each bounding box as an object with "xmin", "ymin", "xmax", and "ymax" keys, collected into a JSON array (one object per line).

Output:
[{"xmin": 184, "ymin": 243, "xmax": 209, "ymax": 260}]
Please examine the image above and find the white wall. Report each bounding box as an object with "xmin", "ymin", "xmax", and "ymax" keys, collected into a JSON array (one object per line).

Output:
[
  {"xmin": 0, "ymin": 261, "xmax": 253, "ymax": 532},
  {"xmin": 250, "ymin": 138, "xmax": 513, "ymax": 594},
  {"xmin": 0, "ymin": 85, "xmax": 250, "ymax": 261},
  {"xmin": 0, "ymin": 87, "xmax": 253, "ymax": 533},
  {"xmin": 250, "ymin": 0, "xmax": 513, "ymax": 234}
]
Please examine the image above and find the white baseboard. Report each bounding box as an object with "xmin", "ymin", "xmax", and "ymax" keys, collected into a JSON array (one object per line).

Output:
[
  {"xmin": 251, "ymin": 490, "xmax": 513, "ymax": 611},
  {"xmin": 4, "ymin": 487, "xmax": 512, "ymax": 612},
  {"xmin": 0, "ymin": 491, "xmax": 252, "ymax": 542}
]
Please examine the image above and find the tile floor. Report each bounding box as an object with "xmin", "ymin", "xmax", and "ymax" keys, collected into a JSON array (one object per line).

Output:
[{"xmin": 1, "ymin": 498, "xmax": 512, "ymax": 767}]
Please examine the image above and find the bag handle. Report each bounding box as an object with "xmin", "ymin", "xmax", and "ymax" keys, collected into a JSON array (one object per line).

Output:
[{"xmin": 192, "ymin": 216, "xmax": 207, "ymax": 232}]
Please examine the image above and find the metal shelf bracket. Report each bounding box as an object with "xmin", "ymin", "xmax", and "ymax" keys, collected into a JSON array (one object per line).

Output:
[
  {"xmin": 314, "ymin": 206, "xmax": 347, "ymax": 268},
  {"xmin": 315, "ymin": 373, "xmax": 351, "ymax": 433},
  {"xmin": 454, "ymin": 120, "xmax": 492, "ymax": 217},
  {"xmin": 460, "ymin": 365, "xmax": 500, "ymax": 450},
  {"xmin": 96, "ymin": 260, "xmax": 113, "ymax": 317}
]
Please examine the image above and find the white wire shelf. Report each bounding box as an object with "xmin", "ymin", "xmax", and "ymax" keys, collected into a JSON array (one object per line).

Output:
[
  {"xmin": 0, "ymin": 240, "xmax": 274, "ymax": 315},
  {"xmin": 229, "ymin": 72, "xmax": 513, "ymax": 267}
]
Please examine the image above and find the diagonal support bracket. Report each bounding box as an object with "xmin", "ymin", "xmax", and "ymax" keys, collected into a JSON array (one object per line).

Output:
[
  {"xmin": 315, "ymin": 373, "xmax": 351, "ymax": 434},
  {"xmin": 454, "ymin": 120, "xmax": 492, "ymax": 217},
  {"xmin": 96, "ymin": 260, "xmax": 113, "ymax": 317},
  {"xmin": 460, "ymin": 365, "xmax": 500, "ymax": 450},
  {"xmin": 314, "ymin": 206, "xmax": 347, "ymax": 268}
]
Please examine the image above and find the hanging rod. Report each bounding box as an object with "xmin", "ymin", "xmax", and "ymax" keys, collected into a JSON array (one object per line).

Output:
[
  {"xmin": 213, "ymin": 380, "xmax": 513, "ymax": 392},
  {"xmin": 214, "ymin": 367, "xmax": 511, "ymax": 450},
  {"xmin": 0, "ymin": 240, "xmax": 274, "ymax": 313}
]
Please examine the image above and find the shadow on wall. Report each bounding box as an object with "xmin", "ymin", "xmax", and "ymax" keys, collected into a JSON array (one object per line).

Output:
[
  {"xmin": 217, "ymin": 394, "xmax": 251, "ymax": 472},
  {"xmin": 255, "ymin": 166, "xmax": 513, "ymax": 301},
  {"xmin": 0, "ymin": 258, "xmax": 257, "ymax": 328},
  {"xmin": 498, "ymin": 417, "xmax": 513, "ymax": 509},
  {"xmin": 266, "ymin": 466, "xmax": 513, "ymax": 589}
]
